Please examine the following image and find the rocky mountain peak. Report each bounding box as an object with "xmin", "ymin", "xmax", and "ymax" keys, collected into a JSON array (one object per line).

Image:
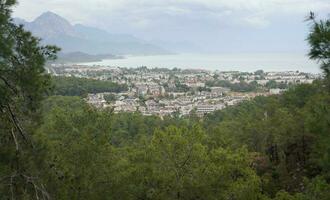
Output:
[{"xmin": 29, "ymin": 11, "xmax": 76, "ymax": 38}]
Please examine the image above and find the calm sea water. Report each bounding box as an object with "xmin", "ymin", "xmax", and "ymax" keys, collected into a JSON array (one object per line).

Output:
[{"xmin": 80, "ymin": 53, "xmax": 320, "ymax": 73}]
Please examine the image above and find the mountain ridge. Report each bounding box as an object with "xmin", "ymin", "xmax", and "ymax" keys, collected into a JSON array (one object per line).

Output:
[{"xmin": 14, "ymin": 11, "xmax": 170, "ymax": 55}]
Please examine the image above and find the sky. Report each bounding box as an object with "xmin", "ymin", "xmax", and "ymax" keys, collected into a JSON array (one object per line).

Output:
[{"xmin": 13, "ymin": 0, "xmax": 330, "ymax": 53}]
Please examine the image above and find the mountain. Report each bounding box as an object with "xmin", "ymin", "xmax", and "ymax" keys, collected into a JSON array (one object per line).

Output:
[
  {"xmin": 13, "ymin": 18, "xmax": 28, "ymax": 26},
  {"xmin": 26, "ymin": 12, "xmax": 76, "ymax": 38},
  {"xmin": 15, "ymin": 12, "xmax": 169, "ymax": 55}
]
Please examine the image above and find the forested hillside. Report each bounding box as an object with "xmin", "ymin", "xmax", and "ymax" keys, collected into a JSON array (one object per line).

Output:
[
  {"xmin": 1, "ymin": 1, "xmax": 330, "ymax": 200},
  {"xmin": 32, "ymin": 80, "xmax": 330, "ymax": 200}
]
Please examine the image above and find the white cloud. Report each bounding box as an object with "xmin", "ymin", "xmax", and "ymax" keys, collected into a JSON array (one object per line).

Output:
[
  {"xmin": 14, "ymin": 0, "xmax": 330, "ymax": 22},
  {"xmin": 243, "ymin": 16, "xmax": 270, "ymax": 28}
]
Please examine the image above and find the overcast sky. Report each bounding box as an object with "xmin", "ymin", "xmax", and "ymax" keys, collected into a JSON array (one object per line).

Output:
[{"xmin": 13, "ymin": 0, "xmax": 330, "ymax": 53}]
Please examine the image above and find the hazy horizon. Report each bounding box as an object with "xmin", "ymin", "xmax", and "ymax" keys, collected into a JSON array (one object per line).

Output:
[
  {"xmin": 77, "ymin": 53, "xmax": 319, "ymax": 73},
  {"xmin": 13, "ymin": 0, "xmax": 330, "ymax": 54}
]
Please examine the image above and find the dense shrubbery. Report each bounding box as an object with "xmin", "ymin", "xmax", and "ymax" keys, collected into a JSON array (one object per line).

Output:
[
  {"xmin": 206, "ymin": 79, "xmax": 259, "ymax": 92},
  {"xmin": 28, "ymin": 79, "xmax": 329, "ymax": 199},
  {"xmin": 265, "ymin": 80, "xmax": 291, "ymax": 89},
  {"xmin": 52, "ymin": 76, "xmax": 128, "ymax": 96}
]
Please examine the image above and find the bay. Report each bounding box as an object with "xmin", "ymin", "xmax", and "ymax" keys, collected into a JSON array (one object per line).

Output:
[{"xmin": 79, "ymin": 53, "xmax": 320, "ymax": 73}]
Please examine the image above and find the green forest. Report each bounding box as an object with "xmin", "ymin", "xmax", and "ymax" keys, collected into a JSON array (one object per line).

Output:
[
  {"xmin": 52, "ymin": 76, "xmax": 128, "ymax": 97},
  {"xmin": 1, "ymin": 1, "xmax": 330, "ymax": 200}
]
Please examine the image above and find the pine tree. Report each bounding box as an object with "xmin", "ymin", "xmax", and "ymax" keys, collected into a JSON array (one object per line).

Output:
[
  {"xmin": 307, "ymin": 12, "xmax": 330, "ymax": 88},
  {"xmin": 0, "ymin": 0, "xmax": 59, "ymax": 198}
]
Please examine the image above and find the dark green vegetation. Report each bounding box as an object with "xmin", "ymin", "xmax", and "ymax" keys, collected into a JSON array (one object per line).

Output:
[
  {"xmin": 307, "ymin": 12, "xmax": 330, "ymax": 89},
  {"xmin": 265, "ymin": 80, "xmax": 291, "ymax": 89},
  {"xmin": 1, "ymin": 2, "xmax": 330, "ymax": 200},
  {"xmin": 206, "ymin": 79, "xmax": 259, "ymax": 92},
  {"xmin": 0, "ymin": 0, "xmax": 59, "ymax": 198},
  {"xmin": 52, "ymin": 76, "xmax": 128, "ymax": 96},
  {"xmin": 34, "ymin": 80, "xmax": 330, "ymax": 200}
]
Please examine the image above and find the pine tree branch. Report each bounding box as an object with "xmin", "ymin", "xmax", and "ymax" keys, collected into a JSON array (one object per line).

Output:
[{"xmin": 6, "ymin": 104, "xmax": 34, "ymax": 148}]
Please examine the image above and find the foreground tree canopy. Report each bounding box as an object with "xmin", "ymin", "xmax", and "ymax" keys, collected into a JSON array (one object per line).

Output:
[
  {"xmin": 1, "ymin": 0, "xmax": 59, "ymax": 199},
  {"xmin": 308, "ymin": 12, "xmax": 330, "ymax": 81},
  {"xmin": 1, "ymin": 1, "xmax": 330, "ymax": 200}
]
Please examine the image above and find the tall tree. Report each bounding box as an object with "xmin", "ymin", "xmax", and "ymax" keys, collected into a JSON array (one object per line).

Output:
[
  {"xmin": 307, "ymin": 12, "xmax": 330, "ymax": 88},
  {"xmin": 0, "ymin": 0, "xmax": 59, "ymax": 199}
]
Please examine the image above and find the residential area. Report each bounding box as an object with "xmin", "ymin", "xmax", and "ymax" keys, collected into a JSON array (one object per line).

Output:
[{"xmin": 47, "ymin": 64, "xmax": 320, "ymax": 117}]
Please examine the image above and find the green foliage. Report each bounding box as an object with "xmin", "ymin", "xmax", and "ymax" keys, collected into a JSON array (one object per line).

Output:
[
  {"xmin": 104, "ymin": 93, "xmax": 117, "ymax": 103},
  {"xmin": 35, "ymin": 98, "xmax": 115, "ymax": 199},
  {"xmin": 255, "ymin": 70, "xmax": 265, "ymax": 76},
  {"xmin": 280, "ymin": 81, "xmax": 323, "ymax": 109},
  {"xmin": 266, "ymin": 80, "xmax": 290, "ymax": 89},
  {"xmin": 35, "ymin": 89, "xmax": 328, "ymax": 199},
  {"xmin": 0, "ymin": 1, "xmax": 59, "ymax": 199},
  {"xmin": 307, "ymin": 13, "xmax": 330, "ymax": 89},
  {"xmin": 204, "ymin": 80, "xmax": 330, "ymax": 198},
  {"xmin": 34, "ymin": 104, "xmax": 265, "ymax": 199},
  {"xmin": 272, "ymin": 177, "xmax": 330, "ymax": 200},
  {"xmin": 174, "ymin": 82, "xmax": 190, "ymax": 93},
  {"xmin": 303, "ymin": 94, "xmax": 330, "ymax": 178},
  {"xmin": 206, "ymin": 79, "xmax": 258, "ymax": 92},
  {"xmin": 52, "ymin": 76, "xmax": 128, "ymax": 96}
]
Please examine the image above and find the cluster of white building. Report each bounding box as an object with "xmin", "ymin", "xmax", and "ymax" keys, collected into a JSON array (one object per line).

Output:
[
  {"xmin": 49, "ymin": 65, "xmax": 320, "ymax": 117},
  {"xmin": 86, "ymin": 86, "xmax": 259, "ymax": 117}
]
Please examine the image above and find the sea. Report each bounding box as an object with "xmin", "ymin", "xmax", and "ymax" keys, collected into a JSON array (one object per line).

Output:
[{"xmin": 79, "ymin": 53, "xmax": 320, "ymax": 73}]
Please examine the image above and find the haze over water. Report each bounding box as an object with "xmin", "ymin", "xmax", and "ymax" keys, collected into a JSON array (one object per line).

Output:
[{"xmin": 81, "ymin": 53, "xmax": 320, "ymax": 73}]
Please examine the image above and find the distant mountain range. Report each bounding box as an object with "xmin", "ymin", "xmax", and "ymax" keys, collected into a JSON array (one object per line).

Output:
[{"xmin": 14, "ymin": 12, "xmax": 170, "ymax": 56}]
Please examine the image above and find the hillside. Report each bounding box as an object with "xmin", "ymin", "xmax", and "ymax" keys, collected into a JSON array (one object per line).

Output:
[{"xmin": 14, "ymin": 12, "xmax": 170, "ymax": 55}]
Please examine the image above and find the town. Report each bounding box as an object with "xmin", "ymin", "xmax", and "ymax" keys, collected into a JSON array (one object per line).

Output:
[{"xmin": 47, "ymin": 64, "xmax": 320, "ymax": 117}]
